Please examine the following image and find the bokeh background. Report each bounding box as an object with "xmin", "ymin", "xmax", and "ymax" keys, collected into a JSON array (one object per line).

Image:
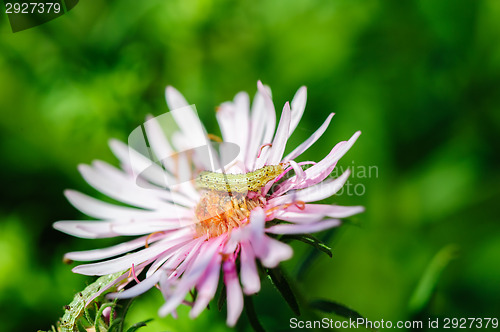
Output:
[{"xmin": 1, "ymin": 0, "xmax": 500, "ymax": 331}]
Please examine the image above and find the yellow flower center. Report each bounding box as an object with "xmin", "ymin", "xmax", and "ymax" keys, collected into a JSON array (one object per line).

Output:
[{"xmin": 194, "ymin": 191, "xmax": 265, "ymax": 238}]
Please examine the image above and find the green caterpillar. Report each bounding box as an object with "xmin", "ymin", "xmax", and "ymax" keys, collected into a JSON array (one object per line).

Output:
[
  {"xmin": 58, "ymin": 271, "xmax": 126, "ymax": 332},
  {"xmin": 195, "ymin": 164, "xmax": 285, "ymax": 193}
]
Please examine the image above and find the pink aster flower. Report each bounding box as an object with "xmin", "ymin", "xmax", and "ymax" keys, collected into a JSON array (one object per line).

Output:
[{"xmin": 54, "ymin": 81, "xmax": 363, "ymax": 326}]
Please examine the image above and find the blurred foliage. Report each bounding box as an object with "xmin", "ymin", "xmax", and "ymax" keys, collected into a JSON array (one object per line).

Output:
[{"xmin": 1, "ymin": 0, "xmax": 500, "ymax": 331}]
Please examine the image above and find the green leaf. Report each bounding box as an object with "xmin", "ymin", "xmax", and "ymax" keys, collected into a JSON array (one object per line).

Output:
[
  {"xmin": 244, "ymin": 296, "xmax": 266, "ymax": 332},
  {"xmin": 111, "ymin": 298, "xmax": 135, "ymax": 332},
  {"xmin": 267, "ymin": 267, "xmax": 300, "ymax": 316},
  {"xmin": 125, "ymin": 319, "xmax": 154, "ymax": 332},
  {"xmin": 107, "ymin": 318, "xmax": 123, "ymax": 332},
  {"xmin": 281, "ymin": 234, "xmax": 333, "ymax": 257},
  {"xmin": 310, "ymin": 300, "xmax": 377, "ymax": 332},
  {"xmin": 217, "ymin": 284, "xmax": 227, "ymax": 311},
  {"xmin": 94, "ymin": 302, "xmax": 116, "ymax": 332},
  {"xmin": 84, "ymin": 304, "xmax": 93, "ymax": 327},
  {"xmin": 76, "ymin": 320, "xmax": 88, "ymax": 332},
  {"xmin": 288, "ymin": 228, "xmax": 339, "ymax": 280},
  {"xmin": 109, "ymin": 302, "xmax": 117, "ymax": 328},
  {"xmin": 409, "ymin": 244, "xmax": 459, "ymax": 314},
  {"xmin": 310, "ymin": 299, "xmax": 363, "ymax": 319}
]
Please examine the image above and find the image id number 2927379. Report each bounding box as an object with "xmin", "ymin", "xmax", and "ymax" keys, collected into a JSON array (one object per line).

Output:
[{"xmin": 5, "ymin": 2, "xmax": 61, "ymax": 14}]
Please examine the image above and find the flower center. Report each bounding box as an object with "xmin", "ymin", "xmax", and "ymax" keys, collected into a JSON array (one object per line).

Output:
[{"xmin": 194, "ymin": 191, "xmax": 265, "ymax": 238}]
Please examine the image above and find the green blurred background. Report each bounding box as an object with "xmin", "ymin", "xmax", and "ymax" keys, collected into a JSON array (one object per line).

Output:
[{"xmin": 1, "ymin": 0, "xmax": 499, "ymax": 331}]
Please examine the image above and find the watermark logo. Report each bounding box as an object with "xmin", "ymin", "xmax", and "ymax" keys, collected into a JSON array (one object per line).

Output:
[
  {"xmin": 126, "ymin": 106, "xmax": 242, "ymax": 225},
  {"xmin": 3, "ymin": 0, "xmax": 78, "ymax": 32},
  {"xmin": 331, "ymin": 161, "xmax": 378, "ymax": 196}
]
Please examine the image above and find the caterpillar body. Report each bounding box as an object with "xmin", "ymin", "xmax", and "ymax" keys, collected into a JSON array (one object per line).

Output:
[
  {"xmin": 58, "ymin": 271, "xmax": 126, "ymax": 332},
  {"xmin": 195, "ymin": 164, "xmax": 285, "ymax": 193}
]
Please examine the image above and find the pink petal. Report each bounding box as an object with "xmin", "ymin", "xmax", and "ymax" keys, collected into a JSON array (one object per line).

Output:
[
  {"xmin": 158, "ymin": 271, "xmax": 179, "ymax": 299},
  {"xmin": 277, "ymin": 131, "xmax": 359, "ymax": 196},
  {"xmin": 248, "ymin": 207, "xmax": 266, "ymax": 249},
  {"xmin": 158, "ymin": 237, "xmax": 224, "ymax": 316},
  {"xmin": 64, "ymin": 190, "xmax": 149, "ymax": 220},
  {"xmin": 271, "ymin": 204, "xmax": 364, "ymax": 224},
  {"xmin": 64, "ymin": 233, "xmax": 166, "ymax": 261},
  {"xmin": 288, "ymin": 160, "xmax": 305, "ymax": 183},
  {"xmin": 233, "ymin": 92, "xmax": 250, "ymax": 162},
  {"xmin": 165, "ymin": 86, "xmax": 189, "ymax": 110},
  {"xmin": 78, "ymin": 164, "xmax": 164, "ymax": 210},
  {"xmin": 110, "ymin": 221, "xmax": 192, "ymax": 236},
  {"xmin": 146, "ymin": 239, "xmax": 197, "ymax": 278},
  {"xmin": 189, "ymin": 256, "xmax": 220, "ymax": 318},
  {"xmin": 247, "ymin": 208, "xmax": 293, "ymax": 267},
  {"xmin": 259, "ymin": 236, "xmax": 293, "ymax": 268},
  {"xmin": 224, "ymin": 256, "xmax": 244, "ymax": 327},
  {"xmin": 109, "ymin": 139, "xmax": 173, "ymax": 188},
  {"xmin": 253, "ymin": 81, "xmax": 276, "ymax": 170},
  {"xmin": 63, "ymin": 190, "xmax": 193, "ymax": 222},
  {"xmin": 110, "ymin": 270, "xmax": 162, "ymax": 299},
  {"xmin": 143, "ymin": 240, "xmax": 204, "ymax": 304},
  {"xmin": 246, "ymin": 89, "xmax": 267, "ymax": 168},
  {"xmin": 161, "ymin": 153, "xmax": 201, "ymax": 202},
  {"xmin": 282, "ymin": 204, "xmax": 365, "ymax": 218},
  {"xmin": 158, "ymin": 284, "xmax": 188, "ymax": 318},
  {"xmin": 273, "ymin": 131, "xmax": 359, "ymax": 199},
  {"xmin": 261, "ymin": 160, "xmax": 302, "ymax": 197},
  {"xmin": 86, "ymin": 269, "xmax": 136, "ymax": 305},
  {"xmin": 91, "ymin": 160, "xmax": 196, "ymax": 207},
  {"xmin": 240, "ymin": 240, "xmax": 260, "ymax": 295},
  {"xmin": 165, "ymin": 237, "xmax": 206, "ymax": 280},
  {"xmin": 57, "ymin": 218, "xmax": 192, "ymax": 239},
  {"xmin": 266, "ymin": 219, "xmax": 341, "ymax": 235},
  {"xmin": 301, "ymin": 131, "xmax": 361, "ymax": 182},
  {"xmin": 170, "ymin": 106, "xmax": 208, "ymax": 149},
  {"xmin": 179, "ymin": 237, "xmax": 224, "ymax": 286},
  {"xmin": 217, "ymin": 102, "xmax": 239, "ymax": 148},
  {"xmin": 54, "ymin": 220, "xmax": 120, "ymax": 239},
  {"xmin": 266, "ymin": 102, "xmax": 291, "ymax": 165},
  {"xmin": 216, "ymin": 92, "xmax": 250, "ymax": 165},
  {"xmin": 55, "ymin": 219, "xmax": 188, "ymax": 242},
  {"xmin": 283, "ymin": 113, "xmax": 334, "ymax": 162},
  {"xmin": 72, "ymin": 232, "xmax": 193, "ymax": 276},
  {"xmin": 143, "ymin": 115, "xmax": 176, "ymax": 171},
  {"xmin": 257, "ymin": 82, "xmax": 276, "ymax": 142},
  {"xmin": 272, "ymin": 213, "xmax": 324, "ymax": 223},
  {"xmin": 190, "ymin": 253, "xmax": 222, "ymax": 318},
  {"xmin": 289, "ymin": 86, "xmax": 307, "ymax": 136},
  {"xmin": 269, "ymin": 169, "xmax": 351, "ymax": 206},
  {"xmin": 294, "ymin": 170, "xmax": 351, "ymax": 202}
]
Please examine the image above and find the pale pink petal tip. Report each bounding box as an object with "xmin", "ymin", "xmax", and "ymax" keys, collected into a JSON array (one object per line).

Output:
[
  {"xmin": 165, "ymin": 86, "xmax": 189, "ymax": 111},
  {"xmin": 224, "ymin": 259, "xmax": 244, "ymax": 327}
]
